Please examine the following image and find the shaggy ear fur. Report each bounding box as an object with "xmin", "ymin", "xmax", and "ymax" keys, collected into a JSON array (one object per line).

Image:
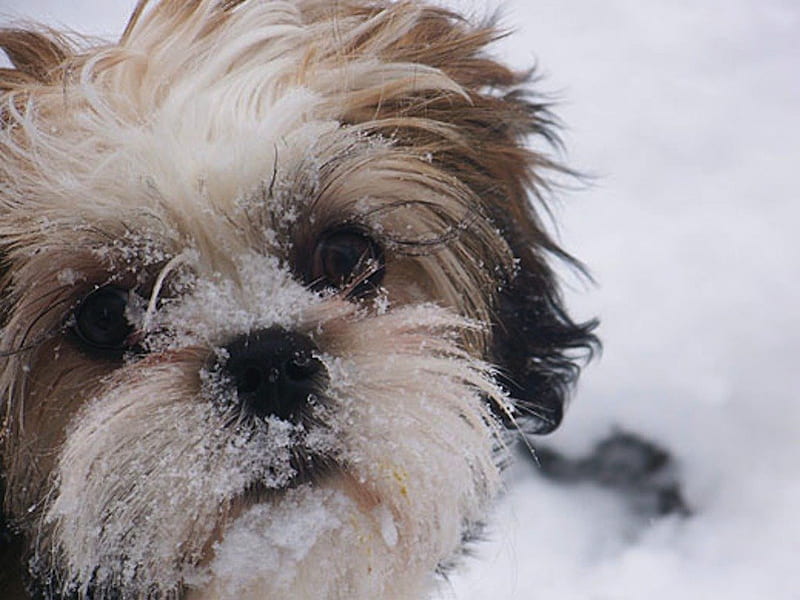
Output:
[
  {"xmin": 0, "ymin": 476, "xmax": 26, "ymax": 600},
  {"xmin": 492, "ymin": 244, "xmax": 599, "ymax": 434},
  {"xmin": 481, "ymin": 90, "xmax": 599, "ymax": 433},
  {"xmin": 0, "ymin": 258, "xmax": 24, "ymax": 598},
  {"xmin": 0, "ymin": 28, "xmax": 72, "ymax": 90},
  {"xmin": 0, "ymin": 31, "xmax": 32, "ymax": 598},
  {"xmin": 330, "ymin": 7, "xmax": 599, "ymax": 435}
]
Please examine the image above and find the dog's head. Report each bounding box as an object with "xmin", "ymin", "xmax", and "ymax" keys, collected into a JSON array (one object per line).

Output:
[{"xmin": 0, "ymin": 1, "xmax": 597, "ymax": 598}]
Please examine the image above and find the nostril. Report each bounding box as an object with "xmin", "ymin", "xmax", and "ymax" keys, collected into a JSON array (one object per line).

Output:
[
  {"xmin": 240, "ymin": 364, "xmax": 264, "ymax": 394},
  {"xmin": 220, "ymin": 328, "xmax": 327, "ymax": 421},
  {"xmin": 285, "ymin": 350, "xmax": 321, "ymax": 382},
  {"xmin": 267, "ymin": 366, "xmax": 281, "ymax": 384}
]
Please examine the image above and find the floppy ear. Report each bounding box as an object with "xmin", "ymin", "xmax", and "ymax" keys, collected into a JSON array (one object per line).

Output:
[
  {"xmin": 477, "ymin": 87, "xmax": 599, "ymax": 435},
  {"xmin": 0, "ymin": 27, "xmax": 70, "ymax": 90},
  {"xmin": 0, "ymin": 29, "xmax": 39, "ymax": 589},
  {"xmin": 318, "ymin": 6, "xmax": 600, "ymax": 434},
  {"xmin": 491, "ymin": 227, "xmax": 599, "ymax": 434},
  {"xmin": 0, "ymin": 473, "xmax": 26, "ymax": 598},
  {"xmin": 0, "ymin": 28, "xmax": 72, "ymax": 595},
  {"xmin": 0, "ymin": 251, "xmax": 21, "ymax": 597}
]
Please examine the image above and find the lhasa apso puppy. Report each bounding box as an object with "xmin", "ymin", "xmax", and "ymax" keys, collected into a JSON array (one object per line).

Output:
[{"xmin": 0, "ymin": 1, "xmax": 597, "ymax": 598}]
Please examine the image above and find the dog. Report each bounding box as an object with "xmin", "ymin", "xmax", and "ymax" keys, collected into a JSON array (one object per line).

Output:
[{"xmin": 0, "ymin": 1, "xmax": 597, "ymax": 598}]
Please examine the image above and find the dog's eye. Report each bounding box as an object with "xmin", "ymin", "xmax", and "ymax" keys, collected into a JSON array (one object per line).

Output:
[
  {"xmin": 73, "ymin": 287, "xmax": 134, "ymax": 351},
  {"xmin": 310, "ymin": 229, "xmax": 384, "ymax": 297}
]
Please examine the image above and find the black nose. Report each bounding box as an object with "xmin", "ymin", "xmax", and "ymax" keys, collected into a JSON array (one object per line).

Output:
[{"xmin": 221, "ymin": 328, "xmax": 327, "ymax": 421}]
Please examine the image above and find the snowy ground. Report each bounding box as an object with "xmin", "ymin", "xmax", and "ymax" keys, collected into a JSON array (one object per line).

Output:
[{"xmin": 2, "ymin": 1, "xmax": 798, "ymax": 599}]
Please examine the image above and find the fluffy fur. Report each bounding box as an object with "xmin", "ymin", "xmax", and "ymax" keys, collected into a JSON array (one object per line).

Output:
[{"xmin": 0, "ymin": 1, "xmax": 597, "ymax": 598}]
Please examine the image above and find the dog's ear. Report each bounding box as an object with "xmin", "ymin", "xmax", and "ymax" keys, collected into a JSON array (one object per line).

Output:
[
  {"xmin": 373, "ymin": 13, "xmax": 601, "ymax": 435},
  {"xmin": 491, "ymin": 220, "xmax": 599, "ymax": 434},
  {"xmin": 0, "ymin": 25, "xmax": 68, "ymax": 339},
  {"xmin": 468, "ymin": 81, "xmax": 599, "ymax": 436},
  {"xmin": 0, "ymin": 29, "xmax": 62, "ymax": 594},
  {"xmin": 0, "ymin": 29, "xmax": 37, "ymax": 566},
  {"xmin": 0, "ymin": 27, "xmax": 70, "ymax": 90},
  {"xmin": 326, "ymin": 8, "xmax": 601, "ymax": 434}
]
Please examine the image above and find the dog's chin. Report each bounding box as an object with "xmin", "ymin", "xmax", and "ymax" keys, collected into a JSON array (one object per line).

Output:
[{"xmin": 183, "ymin": 477, "xmax": 422, "ymax": 600}]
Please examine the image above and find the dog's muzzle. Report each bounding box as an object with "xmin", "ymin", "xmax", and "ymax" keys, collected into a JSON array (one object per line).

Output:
[{"xmin": 220, "ymin": 327, "xmax": 328, "ymax": 421}]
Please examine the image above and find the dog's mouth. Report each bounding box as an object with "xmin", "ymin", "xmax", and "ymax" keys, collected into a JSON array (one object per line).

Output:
[{"xmin": 240, "ymin": 453, "xmax": 338, "ymax": 498}]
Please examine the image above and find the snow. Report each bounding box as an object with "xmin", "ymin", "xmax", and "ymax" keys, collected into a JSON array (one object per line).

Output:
[
  {"xmin": 448, "ymin": 2, "xmax": 800, "ymax": 599},
  {"xmin": 2, "ymin": 1, "xmax": 799, "ymax": 598},
  {"xmin": 190, "ymin": 487, "xmax": 351, "ymax": 595}
]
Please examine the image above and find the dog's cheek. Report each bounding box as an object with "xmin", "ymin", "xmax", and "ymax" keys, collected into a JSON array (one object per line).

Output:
[
  {"xmin": 40, "ymin": 353, "xmax": 230, "ymax": 595},
  {"xmin": 3, "ymin": 339, "xmax": 117, "ymax": 519}
]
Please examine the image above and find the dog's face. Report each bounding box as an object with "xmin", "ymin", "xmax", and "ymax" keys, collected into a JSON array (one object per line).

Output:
[{"xmin": 0, "ymin": 1, "xmax": 596, "ymax": 598}]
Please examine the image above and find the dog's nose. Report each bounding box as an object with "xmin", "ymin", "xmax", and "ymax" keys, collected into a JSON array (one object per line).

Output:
[{"xmin": 221, "ymin": 328, "xmax": 327, "ymax": 420}]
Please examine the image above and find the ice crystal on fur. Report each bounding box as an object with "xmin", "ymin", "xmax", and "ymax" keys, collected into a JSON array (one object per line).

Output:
[{"xmin": 142, "ymin": 253, "xmax": 315, "ymax": 352}]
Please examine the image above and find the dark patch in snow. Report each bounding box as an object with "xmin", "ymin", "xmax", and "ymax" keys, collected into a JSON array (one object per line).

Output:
[{"xmin": 529, "ymin": 430, "xmax": 691, "ymax": 518}]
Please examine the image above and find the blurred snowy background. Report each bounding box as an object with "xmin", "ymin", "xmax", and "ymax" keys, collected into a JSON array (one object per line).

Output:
[{"xmin": 2, "ymin": 1, "xmax": 798, "ymax": 598}]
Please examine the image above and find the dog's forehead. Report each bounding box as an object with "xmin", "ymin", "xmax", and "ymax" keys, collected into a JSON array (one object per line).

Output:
[
  {"xmin": 0, "ymin": 0, "xmax": 466, "ymax": 246},
  {"xmin": 2, "ymin": 101, "xmax": 403, "ymax": 276}
]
